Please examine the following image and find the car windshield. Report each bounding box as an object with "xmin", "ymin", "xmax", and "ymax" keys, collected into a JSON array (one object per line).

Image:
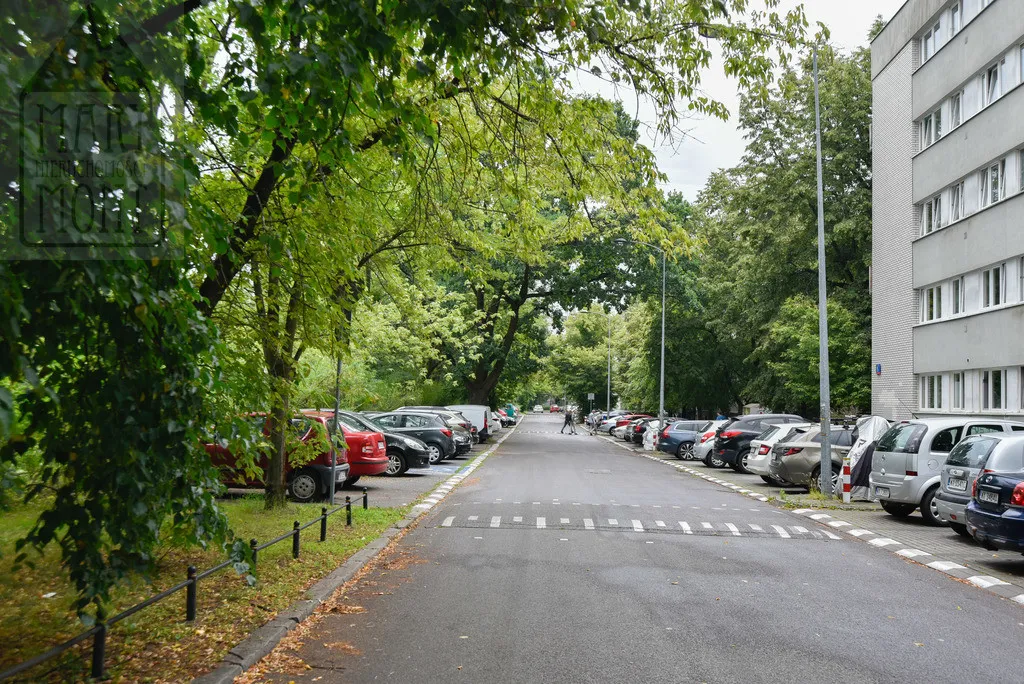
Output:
[
  {"xmin": 756, "ymin": 425, "xmax": 779, "ymax": 441},
  {"xmin": 809, "ymin": 428, "xmax": 851, "ymax": 445},
  {"xmin": 876, "ymin": 423, "xmax": 927, "ymax": 454},
  {"xmin": 946, "ymin": 437, "xmax": 998, "ymax": 468},
  {"xmin": 984, "ymin": 443, "xmax": 1024, "ymax": 472},
  {"xmin": 340, "ymin": 412, "xmax": 377, "ymax": 432}
]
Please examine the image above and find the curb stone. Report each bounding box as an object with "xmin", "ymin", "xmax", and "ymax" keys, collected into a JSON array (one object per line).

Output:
[
  {"xmin": 607, "ymin": 434, "xmax": 1024, "ymax": 608},
  {"xmin": 191, "ymin": 420, "xmax": 523, "ymax": 683}
]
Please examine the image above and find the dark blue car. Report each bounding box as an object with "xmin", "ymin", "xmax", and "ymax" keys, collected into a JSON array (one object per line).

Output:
[
  {"xmin": 656, "ymin": 420, "xmax": 712, "ymax": 460},
  {"xmin": 967, "ymin": 470, "xmax": 1024, "ymax": 553}
]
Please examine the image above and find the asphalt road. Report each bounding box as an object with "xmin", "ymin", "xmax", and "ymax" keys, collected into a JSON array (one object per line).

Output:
[{"xmin": 256, "ymin": 414, "xmax": 1024, "ymax": 683}]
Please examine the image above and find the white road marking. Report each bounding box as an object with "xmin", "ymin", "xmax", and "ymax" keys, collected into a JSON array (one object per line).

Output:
[
  {"xmin": 701, "ymin": 522, "xmax": 714, "ymax": 530},
  {"xmin": 442, "ymin": 516, "xmax": 454, "ymax": 527},
  {"xmin": 532, "ymin": 502, "xmax": 540, "ymax": 505},
  {"xmin": 560, "ymin": 518, "xmax": 570, "ymax": 524},
  {"xmin": 513, "ymin": 501, "xmax": 521, "ymax": 504},
  {"xmin": 672, "ymin": 505, "xmax": 680, "ymax": 509},
  {"xmin": 491, "ymin": 516, "xmax": 501, "ymax": 528},
  {"xmin": 868, "ymin": 537, "xmax": 902, "ymax": 547},
  {"xmin": 584, "ymin": 518, "xmax": 595, "ymax": 530},
  {"xmin": 792, "ymin": 508, "xmax": 814, "ymax": 514},
  {"xmin": 748, "ymin": 524, "xmax": 762, "ymax": 532},
  {"xmin": 809, "ymin": 513, "xmax": 832, "ymax": 521},
  {"xmin": 632, "ymin": 520, "xmax": 644, "ymax": 532},
  {"xmin": 608, "ymin": 518, "xmax": 618, "ymax": 526},
  {"xmin": 1011, "ymin": 594, "xmax": 1024, "ymax": 605},
  {"xmin": 927, "ymin": 560, "xmax": 967, "ymax": 572},
  {"xmin": 513, "ymin": 516, "xmax": 523, "ymax": 523},
  {"xmin": 846, "ymin": 529, "xmax": 874, "ymax": 537},
  {"xmin": 725, "ymin": 523, "xmax": 741, "ymax": 536},
  {"xmin": 968, "ymin": 575, "xmax": 1011, "ymax": 588},
  {"xmin": 536, "ymin": 517, "xmax": 546, "ymax": 529},
  {"xmin": 822, "ymin": 530, "xmax": 841, "ymax": 540},
  {"xmin": 655, "ymin": 520, "xmax": 667, "ymax": 528},
  {"xmin": 828, "ymin": 520, "xmax": 852, "ymax": 528},
  {"xmin": 468, "ymin": 515, "xmax": 479, "ymax": 521},
  {"xmin": 679, "ymin": 522, "xmax": 692, "ymax": 534},
  {"xmin": 896, "ymin": 548, "xmax": 931, "ymax": 559},
  {"xmin": 793, "ymin": 526, "xmax": 809, "ymax": 535},
  {"xmin": 772, "ymin": 525, "xmax": 790, "ymax": 538}
]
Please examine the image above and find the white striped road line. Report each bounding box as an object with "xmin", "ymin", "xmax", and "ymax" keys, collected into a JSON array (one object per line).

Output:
[
  {"xmin": 584, "ymin": 518, "xmax": 594, "ymax": 530},
  {"xmin": 513, "ymin": 501, "xmax": 521, "ymax": 504},
  {"xmin": 608, "ymin": 518, "xmax": 618, "ymax": 526},
  {"xmin": 792, "ymin": 508, "xmax": 815, "ymax": 514},
  {"xmin": 513, "ymin": 516, "xmax": 523, "ymax": 523},
  {"xmin": 491, "ymin": 516, "xmax": 501, "ymax": 528},
  {"xmin": 927, "ymin": 560, "xmax": 967, "ymax": 572},
  {"xmin": 655, "ymin": 520, "xmax": 667, "ymax": 528},
  {"xmin": 827, "ymin": 520, "xmax": 852, "ymax": 528},
  {"xmin": 468, "ymin": 515, "xmax": 479, "ymax": 521},
  {"xmin": 968, "ymin": 575, "xmax": 1011, "ymax": 589},
  {"xmin": 772, "ymin": 525, "xmax": 791, "ymax": 538},
  {"xmin": 532, "ymin": 502, "xmax": 540, "ymax": 505},
  {"xmin": 536, "ymin": 517, "xmax": 546, "ymax": 529},
  {"xmin": 846, "ymin": 529, "xmax": 874, "ymax": 537},
  {"xmin": 822, "ymin": 530, "xmax": 841, "ymax": 540},
  {"xmin": 701, "ymin": 522, "xmax": 714, "ymax": 530},
  {"xmin": 868, "ymin": 537, "xmax": 902, "ymax": 548},
  {"xmin": 896, "ymin": 548, "xmax": 932, "ymax": 559},
  {"xmin": 1011, "ymin": 594, "xmax": 1024, "ymax": 605},
  {"xmin": 725, "ymin": 523, "xmax": 741, "ymax": 536},
  {"xmin": 653, "ymin": 505, "xmax": 661, "ymax": 508},
  {"xmin": 560, "ymin": 518, "xmax": 570, "ymax": 524},
  {"xmin": 680, "ymin": 522, "xmax": 692, "ymax": 534},
  {"xmin": 749, "ymin": 524, "xmax": 763, "ymax": 532},
  {"xmin": 442, "ymin": 516, "xmax": 454, "ymax": 527},
  {"xmin": 809, "ymin": 513, "xmax": 832, "ymax": 521},
  {"xmin": 793, "ymin": 526, "xmax": 809, "ymax": 535},
  {"xmin": 632, "ymin": 520, "xmax": 644, "ymax": 532}
]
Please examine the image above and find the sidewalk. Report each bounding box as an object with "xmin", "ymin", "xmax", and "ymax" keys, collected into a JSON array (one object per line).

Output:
[{"xmin": 625, "ymin": 439, "xmax": 1024, "ymax": 596}]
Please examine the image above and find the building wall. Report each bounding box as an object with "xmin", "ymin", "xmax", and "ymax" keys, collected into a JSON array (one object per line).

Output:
[{"xmin": 871, "ymin": 43, "xmax": 918, "ymax": 420}]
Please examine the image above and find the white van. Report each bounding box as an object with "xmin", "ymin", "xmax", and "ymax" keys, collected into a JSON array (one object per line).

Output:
[{"xmin": 446, "ymin": 404, "xmax": 493, "ymax": 443}]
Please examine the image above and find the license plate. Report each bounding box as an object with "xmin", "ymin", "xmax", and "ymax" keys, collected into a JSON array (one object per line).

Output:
[
  {"xmin": 875, "ymin": 486, "xmax": 890, "ymax": 498},
  {"xmin": 947, "ymin": 478, "xmax": 967, "ymax": 492},
  {"xmin": 979, "ymin": 490, "xmax": 999, "ymax": 504}
]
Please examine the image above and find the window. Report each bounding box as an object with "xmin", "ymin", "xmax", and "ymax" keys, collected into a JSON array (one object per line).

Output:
[
  {"xmin": 950, "ymin": 92, "xmax": 962, "ymax": 129},
  {"xmin": 950, "ymin": 2, "xmax": 961, "ymax": 36},
  {"xmin": 950, "ymin": 182, "xmax": 964, "ymax": 222},
  {"xmin": 952, "ymin": 276, "xmax": 964, "ymax": 314},
  {"xmin": 982, "ymin": 264, "xmax": 1005, "ymax": 308},
  {"xmin": 985, "ymin": 60, "xmax": 1005, "ymax": 105},
  {"xmin": 921, "ymin": 22, "xmax": 941, "ymax": 62},
  {"xmin": 373, "ymin": 414, "xmax": 401, "ymax": 429},
  {"xmin": 404, "ymin": 414, "xmax": 431, "ymax": 428},
  {"xmin": 931, "ymin": 427, "xmax": 960, "ymax": 452},
  {"xmin": 980, "ymin": 160, "xmax": 1006, "ymax": 208},
  {"xmin": 922, "ymin": 196, "xmax": 942, "ymax": 234},
  {"xmin": 952, "ymin": 372, "xmax": 964, "ymax": 409},
  {"xmin": 920, "ymin": 109, "xmax": 942, "ymax": 148},
  {"xmin": 920, "ymin": 374, "xmax": 943, "ymax": 409},
  {"xmin": 967, "ymin": 424, "xmax": 1004, "ymax": 436},
  {"xmin": 982, "ymin": 369, "xmax": 1006, "ymax": 410},
  {"xmin": 921, "ymin": 285, "xmax": 943, "ymax": 321}
]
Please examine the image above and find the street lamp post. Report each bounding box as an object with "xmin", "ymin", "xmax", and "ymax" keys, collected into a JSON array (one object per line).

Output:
[
  {"xmin": 614, "ymin": 238, "xmax": 666, "ymax": 431},
  {"xmin": 812, "ymin": 45, "xmax": 833, "ymax": 496}
]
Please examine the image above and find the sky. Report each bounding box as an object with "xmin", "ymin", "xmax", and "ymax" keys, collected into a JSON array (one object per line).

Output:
[{"xmin": 573, "ymin": 0, "xmax": 907, "ymax": 201}]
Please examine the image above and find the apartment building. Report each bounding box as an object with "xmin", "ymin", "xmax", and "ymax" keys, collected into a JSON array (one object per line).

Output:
[{"xmin": 871, "ymin": 0, "xmax": 1024, "ymax": 420}]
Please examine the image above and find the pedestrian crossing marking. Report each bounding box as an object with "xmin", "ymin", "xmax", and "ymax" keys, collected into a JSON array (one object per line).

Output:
[
  {"xmin": 680, "ymin": 522, "xmax": 692, "ymax": 534},
  {"xmin": 468, "ymin": 515, "xmax": 478, "ymax": 521},
  {"xmin": 442, "ymin": 516, "xmax": 454, "ymax": 527},
  {"xmin": 632, "ymin": 520, "xmax": 644, "ymax": 532},
  {"xmin": 725, "ymin": 523, "xmax": 740, "ymax": 536},
  {"xmin": 655, "ymin": 520, "xmax": 666, "ymax": 527},
  {"xmin": 491, "ymin": 516, "xmax": 501, "ymax": 528},
  {"xmin": 536, "ymin": 517, "xmax": 546, "ymax": 529},
  {"xmin": 701, "ymin": 522, "xmax": 713, "ymax": 530},
  {"xmin": 513, "ymin": 516, "xmax": 523, "ymax": 523},
  {"xmin": 560, "ymin": 518, "xmax": 570, "ymax": 524},
  {"xmin": 584, "ymin": 518, "xmax": 595, "ymax": 530},
  {"xmin": 749, "ymin": 524, "xmax": 762, "ymax": 532},
  {"xmin": 608, "ymin": 518, "xmax": 618, "ymax": 526},
  {"xmin": 772, "ymin": 525, "xmax": 790, "ymax": 538}
]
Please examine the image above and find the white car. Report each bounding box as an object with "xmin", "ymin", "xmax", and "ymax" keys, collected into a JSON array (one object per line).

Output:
[
  {"xmin": 533, "ymin": 405, "xmax": 544, "ymax": 413},
  {"xmin": 611, "ymin": 425, "xmax": 629, "ymax": 440},
  {"xmin": 747, "ymin": 423, "xmax": 814, "ymax": 485},
  {"xmin": 446, "ymin": 404, "xmax": 494, "ymax": 443},
  {"xmin": 694, "ymin": 420, "xmax": 728, "ymax": 465}
]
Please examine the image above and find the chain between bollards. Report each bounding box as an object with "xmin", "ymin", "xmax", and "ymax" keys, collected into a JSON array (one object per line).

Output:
[
  {"xmin": 186, "ymin": 565, "xmax": 197, "ymax": 622},
  {"xmin": 320, "ymin": 506, "xmax": 328, "ymax": 542},
  {"xmin": 345, "ymin": 496, "xmax": 352, "ymax": 526},
  {"xmin": 362, "ymin": 487, "xmax": 368, "ymax": 509}
]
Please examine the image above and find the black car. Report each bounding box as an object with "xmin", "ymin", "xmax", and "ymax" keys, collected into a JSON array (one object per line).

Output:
[
  {"xmin": 336, "ymin": 410, "xmax": 430, "ymax": 476},
  {"xmin": 366, "ymin": 411, "xmax": 457, "ymax": 464},
  {"xmin": 713, "ymin": 413, "xmax": 805, "ymax": 472}
]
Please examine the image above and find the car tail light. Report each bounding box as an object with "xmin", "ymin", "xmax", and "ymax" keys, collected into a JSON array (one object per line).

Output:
[
  {"xmin": 784, "ymin": 447, "xmax": 803, "ymax": 456},
  {"xmin": 661, "ymin": 427, "xmax": 670, "ymax": 439},
  {"xmin": 700, "ymin": 431, "xmax": 714, "ymax": 443},
  {"xmin": 720, "ymin": 430, "xmax": 742, "ymax": 439},
  {"xmin": 441, "ymin": 428, "xmax": 452, "ymax": 437},
  {"xmin": 1011, "ymin": 483, "xmax": 1024, "ymax": 507},
  {"xmin": 758, "ymin": 445, "xmax": 770, "ymax": 455},
  {"xmin": 906, "ymin": 470, "xmax": 917, "ymax": 476},
  {"xmin": 362, "ymin": 445, "xmax": 373, "ymax": 453},
  {"xmin": 972, "ymin": 478, "xmax": 978, "ymax": 498}
]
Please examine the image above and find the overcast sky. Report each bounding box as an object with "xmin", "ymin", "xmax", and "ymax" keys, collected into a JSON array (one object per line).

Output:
[{"xmin": 573, "ymin": 0, "xmax": 906, "ymax": 201}]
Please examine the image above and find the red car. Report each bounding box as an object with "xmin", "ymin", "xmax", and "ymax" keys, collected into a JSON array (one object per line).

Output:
[
  {"xmin": 303, "ymin": 410, "xmax": 388, "ymax": 486},
  {"xmin": 206, "ymin": 414, "xmax": 350, "ymax": 503},
  {"xmin": 614, "ymin": 413, "xmax": 652, "ymax": 428}
]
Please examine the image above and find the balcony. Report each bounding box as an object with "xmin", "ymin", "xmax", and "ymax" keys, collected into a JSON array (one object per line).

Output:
[{"xmin": 913, "ymin": 304, "xmax": 1024, "ymax": 374}]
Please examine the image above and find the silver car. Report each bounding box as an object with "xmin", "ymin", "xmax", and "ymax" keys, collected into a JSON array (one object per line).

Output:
[
  {"xmin": 747, "ymin": 423, "xmax": 814, "ymax": 485},
  {"xmin": 768, "ymin": 425, "xmax": 856, "ymax": 489},
  {"xmin": 936, "ymin": 434, "xmax": 1024, "ymax": 537},
  {"xmin": 870, "ymin": 418, "xmax": 1024, "ymax": 526},
  {"xmin": 694, "ymin": 420, "xmax": 728, "ymax": 465}
]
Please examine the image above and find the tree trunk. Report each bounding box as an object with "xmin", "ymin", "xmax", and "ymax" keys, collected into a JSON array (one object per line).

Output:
[{"xmin": 265, "ymin": 398, "xmax": 289, "ymax": 509}]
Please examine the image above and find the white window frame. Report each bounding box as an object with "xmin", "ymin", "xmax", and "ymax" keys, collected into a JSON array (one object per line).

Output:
[
  {"xmin": 982, "ymin": 369, "xmax": 1006, "ymax": 411},
  {"xmin": 921, "ymin": 285, "xmax": 942, "ymax": 322},
  {"xmin": 950, "ymin": 91, "xmax": 962, "ymax": 129},
  {"xmin": 950, "ymin": 181, "xmax": 964, "ymax": 222},
  {"xmin": 982, "ymin": 263, "xmax": 1006, "ymax": 308},
  {"xmin": 921, "ymin": 22, "xmax": 941, "ymax": 62},
  {"xmin": 950, "ymin": 2, "xmax": 962, "ymax": 37},
  {"xmin": 985, "ymin": 59, "xmax": 1005, "ymax": 105},
  {"xmin": 921, "ymin": 374, "xmax": 943, "ymax": 410},
  {"xmin": 920, "ymin": 108, "xmax": 942, "ymax": 149},
  {"xmin": 922, "ymin": 196, "xmax": 942, "ymax": 235},
  {"xmin": 952, "ymin": 372, "xmax": 964, "ymax": 410},
  {"xmin": 980, "ymin": 159, "xmax": 1007, "ymax": 208},
  {"xmin": 952, "ymin": 276, "xmax": 965, "ymax": 314}
]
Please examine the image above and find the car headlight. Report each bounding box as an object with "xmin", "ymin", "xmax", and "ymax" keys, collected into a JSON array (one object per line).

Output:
[{"xmin": 402, "ymin": 437, "xmax": 424, "ymax": 450}]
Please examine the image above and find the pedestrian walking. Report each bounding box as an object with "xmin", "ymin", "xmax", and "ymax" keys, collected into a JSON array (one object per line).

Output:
[{"xmin": 560, "ymin": 408, "xmax": 577, "ymax": 434}]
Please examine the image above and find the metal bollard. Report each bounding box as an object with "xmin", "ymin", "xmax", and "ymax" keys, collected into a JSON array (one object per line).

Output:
[
  {"xmin": 320, "ymin": 506, "xmax": 328, "ymax": 542},
  {"xmin": 250, "ymin": 538, "xmax": 258, "ymax": 568},
  {"xmin": 345, "ymin": 496, "xmax": 352, "ymax": 526},
  {"xmin": 362, "ymin": 487, "xmax": 368, "ymax": 510},
  {"xmin": 292, "ymin": 521, "xmax": 301, "ymax": 559},
  {"xmin": 186, "ymin": 565, "xmax": 197, "ymax": 622},
  {"xmin": 91, "ymin": 622, "xmax": 107, "ymax": 679}
]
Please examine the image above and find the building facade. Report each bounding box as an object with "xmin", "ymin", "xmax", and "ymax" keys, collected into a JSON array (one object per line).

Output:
[{"xmin": 871, "ymin": 0, "xmax": 1024, "ymax": 420}]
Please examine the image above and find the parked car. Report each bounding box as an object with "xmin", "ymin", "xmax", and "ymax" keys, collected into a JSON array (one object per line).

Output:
[
  {"xmin": 767, "ymin": 424, "xmax": 856, "ymax": 489},
  {"xmin": 937, "ymin": 434, "xmax": 1024, "ymax": 537},
  {"xmin": 302, "ymin": 410, "xmax": 388, "ymax": 487},
  {"xmin": 489, "ymin": 411, "xmax": 504, "ymax": 432},
  {"xmin": 446, "ymin": 404, "xmax": 493, "ymax": 443},
  {"xmin": 656, "ymin": 420, "xmax": 712, "ymax": 459},
  {"xmin": 713, "ymin": 414, "xmax": 805, "ymax": 473},
  {"xmin": 966, "ymin": 451, "xmax": 1024, "ymax": 552},
  {"xmin": 395, "ymin": 407, "xmax": 475, "ymax": 451},
  {"xmin": 746, "ymin": 423, "xmax": 814, "ymax": 485},
  {"xmin": 871, "ymin": 418, "xmax": 1024, "ymax": 525},
  {"xmin": 206, "ymin": 414, "xmax": 350, "ymax": 503},
  {"xmin": 366, "ymin": 411, "xmax": 456, "ymax": 464},
  {"xmin": 696, "ymin": 420, "xmax": 729, "ymax": 466},
  {"xmin": 332, "ymin": 410, "xmax": 430, "ymax": 476},
  {"xmin": 533, "ymin": 405, "xmax": 544, "ymax": 413},
  {"xmin": 550, "ymin": 404, "xmax": 561, "ymax": 413}
]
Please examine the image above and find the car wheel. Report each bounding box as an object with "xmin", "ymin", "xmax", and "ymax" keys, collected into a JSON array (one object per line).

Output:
[
  {"xmin": 761, "ymin": 474, "xmax": 787, "ymax": 487},
  {"xmin": 343, "ymin": 475, "xmax": 361, "ymax": 488},
  {"xmin": 950, "ymin": 522, "xmax": 970, "ymax": 538},
  {"xmin": 920, "ymin": 486, "xmax": 945, "ymax": 526},
  {"xmin": 288, "ymin": 468, "xmax": 321, "ymax": 503},
  {"xmin": 426, "ymin": 443, "xmax": 443, "ymax": 464},
  {"xmin": 737, "ymin": 449, "xmax": 753, "ymax": 474},
  {"xmin": 880, "ymin": 500, "xmax": 916, "ymax": 517},
  {"xmin": 708, "ymin": 453, "xmax": 726, "ymax": 468},
  {"xmin": 809, "ymin": 465, "xmax": 840, "ymax": 493},
  {"xmin": 385, "ymin": 451, "xmax": 407, "ymax": 476},
  {"xmin": 676, "ymin": 442, "xmax": 694, "ymax": 460}
]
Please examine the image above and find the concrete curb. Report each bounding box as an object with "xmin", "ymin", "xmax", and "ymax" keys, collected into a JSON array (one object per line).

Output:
[
  {"xmin": 609, "ymin": 435, "xmax": 1024, "ymax": 608},
  {"xmin": 192, "ymin": 420, "xmax": 523, "ymax": 684}
]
